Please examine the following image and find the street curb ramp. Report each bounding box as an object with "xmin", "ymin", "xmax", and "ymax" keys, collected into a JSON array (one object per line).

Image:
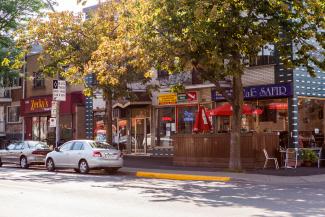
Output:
[{"xmin": 136, "ymin": 171, "xmax": 231, "ymax": 182}]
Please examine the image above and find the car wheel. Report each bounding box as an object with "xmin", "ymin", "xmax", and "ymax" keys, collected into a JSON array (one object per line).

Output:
[
  {"xmin": 79, "ymin": 160, "xmax": 89, "ymax": 174},
  {"xmin": 104, "ymin": 168, "xmax": 119, "ymax": 174},
  {"xmin": 20, "ymin": 156, "xmax": 29, "ymax": 169},
  {"xmin": 74, "ymin": 168, "xmax": 80, "ymax": 173},
  {"xmin": 46, "ymin": 158, "xmax": 55, "ymax": 172}
]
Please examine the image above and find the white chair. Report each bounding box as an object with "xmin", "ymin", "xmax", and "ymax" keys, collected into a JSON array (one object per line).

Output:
[
  {"xmin": 263, "ymin": 149, "xmax": 279, "ymax": 169},
  {"xmin": 317, "ymin": 148, "xmax": 325, "ymax": 168}
]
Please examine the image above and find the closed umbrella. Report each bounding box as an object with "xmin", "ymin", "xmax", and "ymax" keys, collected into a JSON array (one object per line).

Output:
[{"xmin": 193, "ymin": 106, "xmax": 212, "ymax": 133}]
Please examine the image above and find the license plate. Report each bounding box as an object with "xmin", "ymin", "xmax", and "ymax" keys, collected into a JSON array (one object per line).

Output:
[{"xmin": 105, "ymin": 153, "xmax": 117, "ymax": 159}]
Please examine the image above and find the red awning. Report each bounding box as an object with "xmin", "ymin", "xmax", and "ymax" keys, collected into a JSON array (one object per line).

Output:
[{"xmin": 208, "ymin": 103, "xmax": 258, "ymax": 116}]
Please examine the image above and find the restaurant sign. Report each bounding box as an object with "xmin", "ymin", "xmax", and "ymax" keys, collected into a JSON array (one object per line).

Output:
[
  {"xmin": 158, "ymin": 93, "xmax": 177, "ymax": 105},
  {"xmin": 211, "ymin": 83, "xmax": 292, "ymax": 101},
  {"xmin": 23, "ymin": 97, "xmax": 52, "ymax": 113}
]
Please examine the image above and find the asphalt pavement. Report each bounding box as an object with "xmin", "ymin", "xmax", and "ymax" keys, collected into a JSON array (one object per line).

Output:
[{"xmin": 1, "ymin": 167, "xmax": 325, "ymax": 217}]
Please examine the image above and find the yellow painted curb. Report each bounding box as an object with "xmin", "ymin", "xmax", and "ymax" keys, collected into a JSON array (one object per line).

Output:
[{"xmin": 136, "ymin": 171, "xmax": 231, "ymax": 182}]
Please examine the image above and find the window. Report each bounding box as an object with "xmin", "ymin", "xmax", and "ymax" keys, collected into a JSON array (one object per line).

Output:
[
  {"xmin": 6, "ymin": 144, "xmax": 15, "ymax": 150},
  {"xmin": 71, "ymin": 142, "xmax": 84, "ymax": 150},
  {"xmin": 7, "ymin": 106, "xmax": 20, "ymax": 123},
  {"xmin": 59, "ymin": 142, "xmax": 73, "ymax": 151},
  {"xmin": 14, "ymin": 143, "xmax": 24, "ymax": 150},
  {"xmin": 33, "ymin": 71, "xmax": 45, "ymax": 88},
  {"xmin": 177, "ymin": 106, "xmax": 197, "ymax": 133}
]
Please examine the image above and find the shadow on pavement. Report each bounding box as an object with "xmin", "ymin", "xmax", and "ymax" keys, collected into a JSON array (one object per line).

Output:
[{"xmin": 1, "ymin": 166, "xmax": 325, "ymax": 217}]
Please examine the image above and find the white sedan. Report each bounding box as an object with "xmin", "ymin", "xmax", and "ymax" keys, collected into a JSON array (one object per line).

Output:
[{"xmin": 45, "ymin": 140, "xmax": 123, "ymax": 174}]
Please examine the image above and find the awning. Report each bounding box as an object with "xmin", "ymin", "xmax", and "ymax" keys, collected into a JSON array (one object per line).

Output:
[{"xmin": 208, "ymin": 103, "xmax": 259, "ymax": 116}]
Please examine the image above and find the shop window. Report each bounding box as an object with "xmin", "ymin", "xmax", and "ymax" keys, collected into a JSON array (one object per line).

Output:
[
  {"xmin": 157, "ymin": 107, "xmax": 175, "ymax": 146},
  {"xmin": 33, "ymin": 71, "xmax": 45, "ymax": 88},
  {"xmin": 259, "ymin": 106, "xmax": 277, "ymax": 123},
  {"xmin": 7, "ymin": 106, "xmax": 20, "ymax": 123},
  {"xmin": 32, "ymin": 116, "xmax": 48, "ymax": 142},
  {"xmin": 177, "ymin": 106, "xmax": 197, "ymax": 134}
]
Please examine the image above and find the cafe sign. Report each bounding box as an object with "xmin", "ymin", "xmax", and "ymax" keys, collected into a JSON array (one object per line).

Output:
[
  {"xmin": 211, "ymin": 83, "xmax": 292, "ymax": 101},
  {"xmin": 158, "ymin": 93, "xmax": 177, "ymax": 105}
]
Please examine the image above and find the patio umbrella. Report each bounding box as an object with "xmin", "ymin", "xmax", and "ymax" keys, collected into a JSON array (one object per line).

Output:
[
  {"xmin": 208, "ymin": 103, "xmax": 254, "ymax": 116},
  {"xmin": 193, "ymin": 106, "xmax": 212, "ymax": 133}
]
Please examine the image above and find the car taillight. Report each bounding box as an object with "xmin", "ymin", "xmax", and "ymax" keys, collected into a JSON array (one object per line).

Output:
[
  {"xmin": 93, "ymin": 151, "xmax": 102, "ymax": 157},
  {"xmin": 32, "ymin": 150, "xmax": 45, "ymax": 155}
]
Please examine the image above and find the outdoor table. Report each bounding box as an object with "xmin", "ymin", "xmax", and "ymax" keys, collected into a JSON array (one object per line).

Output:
[{"xmin": 282, "ymin": 147, "xmax": 322, "ymax": 169}]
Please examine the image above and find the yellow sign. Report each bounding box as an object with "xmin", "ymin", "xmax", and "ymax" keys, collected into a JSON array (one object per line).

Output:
[{"xmin": 158, "ymin": 93, "xmax": 177, "ymax": 105}]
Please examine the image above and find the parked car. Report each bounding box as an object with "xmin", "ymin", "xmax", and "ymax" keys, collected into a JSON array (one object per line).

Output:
[
  {"xmin": 0, "ymin": 141, "xmax": 51, "ymax": 169},
  {"xmin": 45, "ymin": 140, "xmax": 123, "ymax": 174}
]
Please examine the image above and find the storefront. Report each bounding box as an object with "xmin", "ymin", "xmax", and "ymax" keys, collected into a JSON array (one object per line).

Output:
[
  {"xmin": 211, "ymin": 83, "xmax": 292, "ymax": 146},
  {"xmin": 154, "ymin": 88, "xmax": 213, "ymax": 148},
  {"xmin": 93, "ymin": 92, "xmax": 152, "ymax": 154},
  {"xmin": 20, "ymin": 92, "xmax": 85, "ymax": 145}
]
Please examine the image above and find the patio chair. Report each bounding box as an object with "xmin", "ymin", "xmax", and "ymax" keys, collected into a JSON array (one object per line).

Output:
[
  {"xmin": 317, "ymin": 148, "xmax": 325, "ymax": 168},
  {"xmin": 263, "ymin": 148, "xmax": 279, "ymax": 169},
  {"xmin": 285, "ymin": 148, "xmax": 298, "ymax": 169}
]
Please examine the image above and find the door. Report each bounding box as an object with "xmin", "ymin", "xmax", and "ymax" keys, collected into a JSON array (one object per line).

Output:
[
  {"xmin": 1, "ymin": 143, "xmax": 15, "ymax": 163},
  {"xmin": 55, "ymin": 141, "xmax": 73, "ymax": 167},
  {"xmin": 68, "ymin": 141, "xmax": 84, "ymax": 167},
  {"xmin": 0, "ymin": 106, "xmax": 5, "ymax": 135},
  {"xmin": 134, "ymin": 118, "xmax": 145, "ymax": 153},
  {"xmin": 12, "ymin": 142, "xmax": 24, "ymax": 164}
]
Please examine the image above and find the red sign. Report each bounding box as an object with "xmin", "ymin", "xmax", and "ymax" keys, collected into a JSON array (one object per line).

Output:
[
  {"xmin": 23, "ymin": 97, "xmax": 52, "ymax": 114},
  {"xmin": 162, "ymin": 117, "xmax": 172, "ymax": 121},
  {"xmin": 187, "ymin": 91, "xmax": 197, "ymax": 102}
]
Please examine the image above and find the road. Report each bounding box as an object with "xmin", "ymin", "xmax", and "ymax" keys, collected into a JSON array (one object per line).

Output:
[{"xmin": 0, "ymin": 166, "xmax": 325, "ymax": 217}]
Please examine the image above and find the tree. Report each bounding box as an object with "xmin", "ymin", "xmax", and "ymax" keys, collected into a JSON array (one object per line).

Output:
[
  {"xmin": 132, "ymin": 0, "xmax": 324, "ymax": 169},
  {"xmin": 0, "ymin": 0, "xmax": 55, "ymax": 86},
  {"xmin": 18, "ymin": 1, "xmax": 152, "ymax": 144}
]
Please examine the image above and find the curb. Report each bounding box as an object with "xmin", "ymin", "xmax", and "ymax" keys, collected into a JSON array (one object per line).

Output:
[{"xmin": 135, "ymin": 171, "xmax": 231, "ymax": 182}]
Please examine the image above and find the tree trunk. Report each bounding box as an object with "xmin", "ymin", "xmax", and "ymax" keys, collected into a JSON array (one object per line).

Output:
[
  {"xmin": 229, "ymin": 73, "xmax": 243, "ymax": 170},
  {"xmin": 105, "ymin": 91, "xmax": 113, "ymax": 144}
]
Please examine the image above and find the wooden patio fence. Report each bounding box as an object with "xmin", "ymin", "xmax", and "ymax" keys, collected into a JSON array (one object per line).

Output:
[{"xmin": 172, "ymin": 132, "xmax": 279, "ymax": 169}]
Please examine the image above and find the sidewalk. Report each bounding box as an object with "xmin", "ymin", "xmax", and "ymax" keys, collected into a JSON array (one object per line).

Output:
[{"xmin": 123, "ymin": 156, "xmax": 325, "ymax": 184}]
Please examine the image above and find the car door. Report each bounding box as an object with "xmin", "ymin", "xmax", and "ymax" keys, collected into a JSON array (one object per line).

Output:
[
  {"xmin": 1, "ymin": 144, "xmax": 15, "ymax": 163},
  {"xmin": 68, "ymin": 141, "xmax": 85, "ymax": 168},
  {"xmin": 55, "ymin": 142, "xmax": 73, "ymax": 168},
  {"xmin": 12, "ymin": 142, "xmax": 24, "ymax": 164}
]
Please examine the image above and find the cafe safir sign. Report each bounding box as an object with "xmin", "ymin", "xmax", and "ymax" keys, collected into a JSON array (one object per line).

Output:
[{"xmin": 211, "ymin": 83, "xmax": 293, "ymax": 101}]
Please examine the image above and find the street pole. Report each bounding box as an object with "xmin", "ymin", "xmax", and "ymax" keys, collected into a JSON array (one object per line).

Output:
[
  {"xmin": 55, "ymin": 101, "xmax": 60, "ymax": 148},
  {"xmin": 55, "ymin": 73, "xmax": 60, "ymax": 148}
]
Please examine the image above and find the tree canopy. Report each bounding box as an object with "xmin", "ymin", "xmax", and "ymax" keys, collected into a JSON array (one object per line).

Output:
[
  {"xmin": 0, "ymin": 0, "xmax": 54, "ymax": 86},
  {"xmin": 130, "ymin": 0, "xmax": 324, "ymax": 169},
  {"xmin": 18, "ymin": 0, "xmax": 152, "ymax": 142}
]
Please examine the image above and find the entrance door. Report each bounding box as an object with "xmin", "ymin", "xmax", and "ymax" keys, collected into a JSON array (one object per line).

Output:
[{"xmin": 134, "ymin": 118, "xmax": 145, "ymax": 153}]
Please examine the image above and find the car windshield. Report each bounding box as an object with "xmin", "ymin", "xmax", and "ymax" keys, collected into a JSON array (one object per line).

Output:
[
  {"xmin": 89, "ymin": 141, "xmax": 116, "ymax": 150},
  {"xmin": 28, "ymin": 141, "xmax": 49, "ymax": 149}
]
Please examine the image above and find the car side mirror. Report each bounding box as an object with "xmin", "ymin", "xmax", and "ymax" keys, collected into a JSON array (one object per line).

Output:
[{"xmin": 55, "ymin": 147, "xmax": 60, "ymax": 152}]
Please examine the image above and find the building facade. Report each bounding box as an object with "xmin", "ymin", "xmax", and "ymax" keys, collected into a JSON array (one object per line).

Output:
[{"xmin": 20, "ymin": 53, "xmax": 87, "ymax": 146}]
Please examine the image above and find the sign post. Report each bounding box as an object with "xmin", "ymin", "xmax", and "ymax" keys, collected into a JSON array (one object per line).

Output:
[{"xmin": 53, "ymin": 80, "xmax": 66, "ymax": 148}]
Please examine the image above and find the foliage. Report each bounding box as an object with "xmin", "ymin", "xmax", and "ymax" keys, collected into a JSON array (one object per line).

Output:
[
  {"xmin": 0, "ymin": 0, "xmax": 52, "ymax": 87},
  {"xmin": 302, "ymin": 149, "xmax": 318, "ymax": 163},
  {"xmin": 130, "ymin": 0, "xmax": 324, "ymax": 169},
  {"xmin": 18, "ymin": 0, "xmax": 153, "ymax": 143},
  {"xmin": 18, "ymin": 1, "xmax": 152, "ymax": 95}
]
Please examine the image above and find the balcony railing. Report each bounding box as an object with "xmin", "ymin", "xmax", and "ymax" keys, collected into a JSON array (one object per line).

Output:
[{"xmin": 0, "ymin": 89, "xmax": 11, "ymax": 102}]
